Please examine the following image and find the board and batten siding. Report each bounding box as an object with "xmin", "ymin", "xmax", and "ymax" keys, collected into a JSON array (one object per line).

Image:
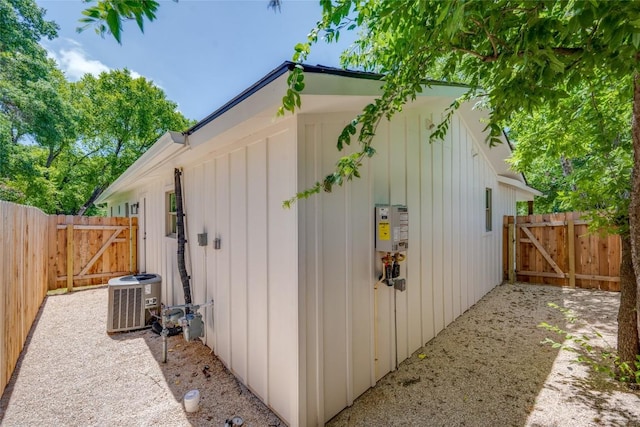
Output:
[
  {"xmin": 297, "ymin": 113, "xmax": 375, "ymax": 427},
  {"xmin": 118, "ymin": 122, "xmax": 300, "ymax": 425},
  {"xmin": 298, "ymin": 106, "xmax": 515, "ymax": 425},
  {"xmin": 186, "ymin": 125, "xmax": 299, "ymax": 425}
]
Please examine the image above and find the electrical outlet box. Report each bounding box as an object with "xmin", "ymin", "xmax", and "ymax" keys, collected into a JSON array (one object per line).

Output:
[
  {"xmin": 375, "ymin": 205, "xmax": 409, "ymax": 252},
  {"xmin": 394, "ymin": 278, "xmax": 406, "ymax": 292}
]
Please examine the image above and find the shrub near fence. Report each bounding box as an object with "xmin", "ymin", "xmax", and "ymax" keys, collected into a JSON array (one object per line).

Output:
[{"xmin": 0, "ymin": 201, "xmax": 50, "ymax": 395}]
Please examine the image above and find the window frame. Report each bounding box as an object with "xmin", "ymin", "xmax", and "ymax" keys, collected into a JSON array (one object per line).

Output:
[
  {"xmin": 485, "ymin": 187, "xmax": 493, "ymax": 232},
  {"xmin": 166, "ymin": 191, "xmax": 177, "ymax": 237}
]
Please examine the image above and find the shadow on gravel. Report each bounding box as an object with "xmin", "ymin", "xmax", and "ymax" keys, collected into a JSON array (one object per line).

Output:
[
  {"xmin": 544, "ymin": 288, "xmax": 640, "ymax": 427},
  {"xmin": 327, "ymin": 283, "xmax": 571, "ymax": 427},
  {"xmin": 569, "ymin": 377, "xmax": 640, "ymax": 427}
]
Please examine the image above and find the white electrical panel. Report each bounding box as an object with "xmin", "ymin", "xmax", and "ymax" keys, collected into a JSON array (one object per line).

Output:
[{"xmin": 375, "ymin": 205, "xmax": 409, "ymax": 252}]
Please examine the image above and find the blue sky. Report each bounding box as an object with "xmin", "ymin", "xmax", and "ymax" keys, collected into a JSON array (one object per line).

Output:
[{"xmin": 37, "ymin": 0, "xmax": 355, "ymax": 121}]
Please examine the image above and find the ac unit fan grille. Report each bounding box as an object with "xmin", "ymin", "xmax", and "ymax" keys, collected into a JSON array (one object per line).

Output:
[{"xmin": 111, "ymin": 287, "xmax": 143, "ymax": 330}]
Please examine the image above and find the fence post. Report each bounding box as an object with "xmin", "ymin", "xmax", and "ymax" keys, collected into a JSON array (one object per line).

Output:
[
  {"xmin": 567, "ymin": 214, "xmax": 576, "ymax": 288},
  {"xmin": 66, "ymin": 215, "xmax": 74, "ymax": 292},
  {"xmin": 130, "ymin": 217, "xmax": 138, "ymax": 274},
  {"xmin": 129, "ymin": 225, "xmax": 138, "ymax": 273},
  {"xmin": 47, "ymin": 216, "xmax": 57, "ymax": 290},
  {"xmin": 508, "ymin": 216, "xmax": 515, "ymax": 284}
]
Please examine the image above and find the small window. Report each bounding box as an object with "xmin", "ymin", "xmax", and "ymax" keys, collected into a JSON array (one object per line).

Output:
[
  {"xmin": 166, "ymin": 192, "xmax": 177, "ymax": 237},
  {"xmin": 485, "ymin": 188, "xmax": 492, "ymax": 232}
]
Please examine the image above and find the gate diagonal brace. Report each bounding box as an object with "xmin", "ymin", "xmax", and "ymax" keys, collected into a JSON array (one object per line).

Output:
[{"xmin": 519, "ymin": 226, "xmax": 564, "ymax": 276}]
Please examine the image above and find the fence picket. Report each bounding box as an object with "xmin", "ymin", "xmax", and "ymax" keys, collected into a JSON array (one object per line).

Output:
[{"xmin": 1, "ymin": 202, "xmax": 50, "ymax": 395}]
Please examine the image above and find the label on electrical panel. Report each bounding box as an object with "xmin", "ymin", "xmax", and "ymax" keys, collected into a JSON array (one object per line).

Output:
[
  {"xmin": 379, "ymin": 222, "xmax": 390, "ymax": 240},
  {"xmin": 145, "ymin": 284, "xmax": 151, "ymax": 295}
]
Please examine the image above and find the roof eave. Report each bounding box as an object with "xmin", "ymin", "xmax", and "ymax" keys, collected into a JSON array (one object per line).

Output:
[
  {"xmin": 96, "ymin": 131, "xmax": 187, "ymax": 204},
  {"xmin": 497, "ymin": 175, "xmax": 542, "ymax": 201}
]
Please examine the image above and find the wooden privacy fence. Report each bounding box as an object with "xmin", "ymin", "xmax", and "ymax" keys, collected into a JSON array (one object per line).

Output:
[
  {"xmin": 503, "ymin": 212, "xmax": 621, "ymax": 291},
  {"xmin": 1, "ymin": 201, "xmax": 138, "ymax": 395},
  {"xmin": 1, "ymin": 202, "xmax": 50, "ymax": 395},
  {"xmin": 51, "ymin": 215, "xmax": 138, "ymax": 290}
]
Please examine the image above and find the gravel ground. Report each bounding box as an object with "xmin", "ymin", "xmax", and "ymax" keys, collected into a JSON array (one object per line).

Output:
[
  {"xmin": 1, "ymin": 283, "xmax": 639, "ymax": 426},
  {"xmin": 328, "ymin": 283, "xmax": 640, "ymax": 427},
  {"xmin": 0, "ymin": 287, "xmax": 282, "ymax": 427}
]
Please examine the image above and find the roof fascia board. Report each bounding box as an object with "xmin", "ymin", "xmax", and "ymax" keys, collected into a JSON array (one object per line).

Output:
[
  {"xmin": 186, "ymin": 62, "xmax": 293, "ymax": 135},
  {"xmin": 455, "ymin": 100, "xmax": 528, "ymax": 180},
  {"xmin": 186, "ymin": 74, "xmax": 289, "ymax": 149},
  {"xmin": 96, "ymin": 131, "xmax": 186, "ymax": 203},
  {"xmin": 185, "ymin": 61, "xmax": 470, "ymax": 135},
  {"xmin": 497, "ymin": 175, "xmax": 542, "ymax": 197},
  {"xmin": 301, "ymin": 72, "xmax": 469, "ymax": 98}
]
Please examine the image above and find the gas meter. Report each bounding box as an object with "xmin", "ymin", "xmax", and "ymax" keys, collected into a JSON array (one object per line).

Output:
[{"xmin": 375, "ymin": 205, "xmax": 408, "ymax": 252}]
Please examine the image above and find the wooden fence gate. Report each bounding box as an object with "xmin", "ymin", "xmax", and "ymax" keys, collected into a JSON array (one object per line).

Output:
[
  {"xmin": 503, "ymin": 212, "xmax": 621, "ymax": 291},
  {"xmin": 50, "ymin": 215, "xmax": 138, "ymax": 290}
]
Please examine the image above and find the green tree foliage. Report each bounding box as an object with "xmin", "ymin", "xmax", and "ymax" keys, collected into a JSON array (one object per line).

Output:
[
  {"xmin": 72, "ymin": 69, "xmax": 193, "ymax": 214},
  {"xmin": 79, "ymin": 0, "xmax": 159, "ymax": 44},
  {"xmin": 0, "ymin": 0, "xmax": 64, "ymax": 201},
  {"xmin": 508, "ymin": 74, "xmax": 638, "ymax": 370},
  {"xmin": 0, "ymin": 0, "xmax": 57, "ymax": 54},
  {"xmin": 0, "ymin": 0, "xmax": 193, "ymax": 215},
  {"xmin": 509, "ymin": 76, "xmax": 632, "ymax": 230}
]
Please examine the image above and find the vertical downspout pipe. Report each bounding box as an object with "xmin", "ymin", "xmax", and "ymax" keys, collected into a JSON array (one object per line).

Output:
[{"xmin": 175, "ymin": 168, "xmax": 192, "ymax": 312}]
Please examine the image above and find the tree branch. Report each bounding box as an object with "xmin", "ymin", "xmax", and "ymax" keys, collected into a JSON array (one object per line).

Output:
[
  {"xmin": 470, "ymin": 17, "xmax": 500, "ymax": 59},
  {"xmin": 451, "ymin": 46, "xmax": 497, "ymax": 61}
]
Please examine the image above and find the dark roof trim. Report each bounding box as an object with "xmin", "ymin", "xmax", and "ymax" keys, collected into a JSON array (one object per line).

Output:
[
  {"xmin": 186, "ymin": 62, "xmax": 292, "ymax": 135},
  {"xmin": 185, "ymin": 61, "xmax": 468, "ymax": 135}
]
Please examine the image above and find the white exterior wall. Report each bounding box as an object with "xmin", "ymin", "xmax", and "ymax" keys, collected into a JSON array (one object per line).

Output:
[
  {"xmin": 103, "ymin": 94, "xmax": 523, "ymax": 427},
  {"xmin": 298, "ymin": 105, "xmax": 517, "ymax": 424},
  {"xmin": 297, "ymin": 113, "xmax": 375, "ymax": 427},
  {"xmin": 186, "ymin": 124, "xmax": 299, "ymax": 424},
  {"xmin": 109, "ymin": 120, "xmax": 301, "ymax": 426}
]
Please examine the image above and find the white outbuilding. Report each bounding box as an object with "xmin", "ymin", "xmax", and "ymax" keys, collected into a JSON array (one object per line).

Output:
[{"xmin": 97, "ymin": 62, "xmax": 538, "ymax": 426}]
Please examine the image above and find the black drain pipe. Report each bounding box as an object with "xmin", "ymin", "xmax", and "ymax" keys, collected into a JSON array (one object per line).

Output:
[{"xmin": 174, "ymin": 168, "xmax": 192, "ymax": 312}]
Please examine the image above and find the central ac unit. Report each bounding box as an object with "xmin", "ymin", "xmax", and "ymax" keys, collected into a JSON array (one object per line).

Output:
[{"xmin": 107, "ymin": 274, "xmax": 161, "ymax": 333}]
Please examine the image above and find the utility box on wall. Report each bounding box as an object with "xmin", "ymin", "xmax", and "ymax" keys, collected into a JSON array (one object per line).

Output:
[{"xmin": 375, "ymin": 205, "xmax": 409, "ymax": 252}]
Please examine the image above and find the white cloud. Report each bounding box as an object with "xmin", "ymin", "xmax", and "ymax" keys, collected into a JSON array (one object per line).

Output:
[
  {"xmin": 45, "ymin": 39, "xmax": 153, "ymax": 84},
  {"xmin": 56, "ymin": 48, "xmax": 110, "ymax": 80},
  {"xmin": 45, "ymin": 40, "xmax": 111, "ymax": 81}
]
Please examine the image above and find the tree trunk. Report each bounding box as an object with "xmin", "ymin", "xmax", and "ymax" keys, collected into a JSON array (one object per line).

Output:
[
  {"xmin": 45, "ymin": 146, "xmax": 59, "ymax": 168},
  {"xmin": 630, "ymin": 73, "xmax": 640, "ymax": 345},
  {"xmin": 76, "ymin": 183, "xmax": 107, "ymax": 216},
  {"xmin": 618, "ymin": 233, "xmax": 639, "ymax": 372}
]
